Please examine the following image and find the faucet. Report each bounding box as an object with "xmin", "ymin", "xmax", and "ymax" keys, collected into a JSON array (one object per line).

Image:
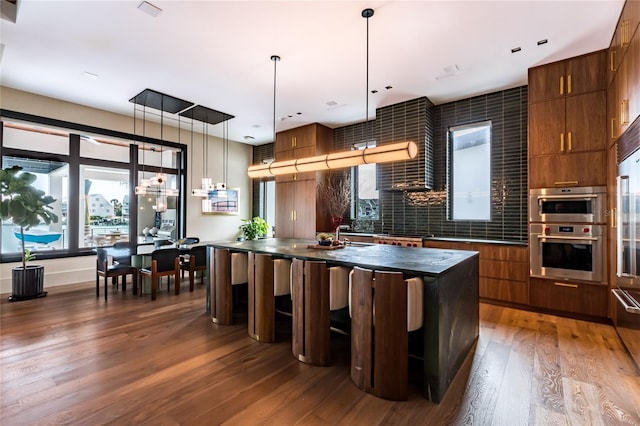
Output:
[{"xmin": 335, "ymin": 225, "xmax": 350, "ymax": 244}]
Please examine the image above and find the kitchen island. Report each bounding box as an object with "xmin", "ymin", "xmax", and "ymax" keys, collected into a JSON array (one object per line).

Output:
[{"xmin": 206, "ymin": 238, "xmax": 479, "ymax": 402}]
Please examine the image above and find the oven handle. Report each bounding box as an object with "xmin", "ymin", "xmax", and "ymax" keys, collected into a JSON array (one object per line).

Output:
[
  {"xmin": 537, "ymin": 235, "xmax": 598, "ymax": 242},
  {"xmin": 612, "ymin": 289, "xmax": 640, "ymax": 314},
  {"xmin": 537, "ymin": 194, "xmax": 599, "ymax": 201}
]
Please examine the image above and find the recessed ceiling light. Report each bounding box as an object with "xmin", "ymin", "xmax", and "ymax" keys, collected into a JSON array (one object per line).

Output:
[
  {"xmin": 138, "ymin": 1, "xmax": 162, "ymax": 17},
  {"xmin": 371, "ymin": 89, "xmax": 378, "ymax": 94},
  {"xmin": 244, "ymin": 136, "xmax": 255, "ymax": 141},
  {"xmin": 537, "ymin": 39, "xmax": 548, "ymax": 46},
  {"xmin": 511, "ymin": 47, "xmax": 521, "ymax": 53},
  {"xmin": 326, "ymin": 101, "xmax": 338, "ymax": 107},
  {"xmin": 252, "ymin": 124, "xmax": 261, "ymax": 128}
]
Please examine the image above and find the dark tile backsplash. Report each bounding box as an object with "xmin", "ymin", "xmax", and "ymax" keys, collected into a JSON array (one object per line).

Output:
[
  {"xmin": 252, "ymin": 86, "xmax": 528, "ymax": 242},
  {"xmin": 335, "ymin": 86, "xmax": 528, "ymax": 242}
]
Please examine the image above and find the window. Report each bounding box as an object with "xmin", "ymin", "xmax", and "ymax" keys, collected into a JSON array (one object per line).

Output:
[
  {"xmin": 352, "ymin": 143, "xmax": 379, "ymax": 220},
  {"xmin": 1, "ymin": 156, "xmax": 69, "ymax": 255},
  {"xmin": 80, "ymin": 165, "xmax": 130, "ymax": 248},
  {"xmin": 258, "ymin": 180, "xmax": 275, "ymax": 237},
  {"xmin": 1, "ymin": 114, "xmax": 187, "ymax": 262},
  {"xmin": 449, "ymin": 121, "xmax": 491, "ymax": 221}
]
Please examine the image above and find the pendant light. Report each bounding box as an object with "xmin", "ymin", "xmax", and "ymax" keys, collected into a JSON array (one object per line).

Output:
[
  {"xmin": 133, "ymin": 93, "xmax": 180, "ymax": 205},
  {"xmin": 191, "ymin": 120, "xmax": 214, "ymax": 197},
  {"xmin": 247, "ymin": 8, "xmax": 417, "ymax": 179},
  {"xmin": 182, "ymin": 105, "xmax": 235, "ymax": 196}
]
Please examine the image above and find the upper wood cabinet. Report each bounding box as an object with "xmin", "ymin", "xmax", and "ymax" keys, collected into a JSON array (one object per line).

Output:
[
  {"xmin": 607, "ymin": 0, "xmax": 640, "ymax": 142},
  {"xmin": 275, "ymin": 123, "xmax": 328, "ymax": 153},
  {"xmin": 628, "ymin": 22, "xmax": 640, "ymax": 125},
  {"xmin": 529, "ymin": 91, "xmax": 606, "ymax": 156},
  {"xmin": 528, "ymin": 51, "xmax": 607, "ymax": 189},
  {"xmin": 274, "ymin": 123, "xmax": 333, "ymax": 237},
  {"xmin": 608, "ymin": 0, "xmax": 640, "ymax": 83},
  {"xmin": 274, "ymin": 123, "xmax": 333, "ymax": 183},
  {"xmin": 528, "ymin": 50, "xmax": 606, "ymax": 103}
]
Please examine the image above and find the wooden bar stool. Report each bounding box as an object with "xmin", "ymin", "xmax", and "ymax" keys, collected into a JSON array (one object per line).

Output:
[
  {"xmin": 211, "ymin": 249, "xmax": 248, "ymax": 325},
  {"xmin": 248, "ymin": 252, "xmax": 275, "ymax": 342},
  {"xmin": 350, "ymin": 266, "xmax": 424, "ymax": 400},
  {"xmin": 328, "ymin": 266, "xmax": 349, "ymax": 311},
  {"xmin": 273, "ymin": 258, "xmax": 292, "ymax": 298},
  {"xmin": 291, "ymin": 259, "xmax": 331, "ymax": 366}
]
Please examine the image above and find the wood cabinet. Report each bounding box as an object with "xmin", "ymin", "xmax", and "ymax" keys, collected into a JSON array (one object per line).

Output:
[
  {"xmin": 274, "ymin": 123, "xmax": 333, "ymax": 183},
  {"xmin": 529, "ymin": 150, "xmax": 607, "ymax": 188},
  {"xmin": 422, "ymin": 240, "xmax": 529, "ymax": 305},
  {"xmin": 629, "ymin": 26, "xmax": 640, "ymax": 124},
  {"xmin": 529, "ymin": 91, "xmax": 606, "ymax": 156},
  {"xmin": 528, "ymin": 50, "xmax": 607, "ymax": 189},
  {"xmin": 608, "ymin": 0, "xmax": 640, "ymax": 84},
  {"xmin": 530, "ymin": 277, "xmax": 608, "ymax": 318},
  {"xmin": 528, "ymin": 50, "xmax": 606, "ymax": 103},
  {"xmin": 274, "ymin": 123, "xmax": 333, "ymax": 238},
  {"xmin": 608, "ymin": 0, "xmax": 640, "ymax": 142},
  {"xmin": 275, "ymin": 180, "xmax": 319, "ymax": 239}
]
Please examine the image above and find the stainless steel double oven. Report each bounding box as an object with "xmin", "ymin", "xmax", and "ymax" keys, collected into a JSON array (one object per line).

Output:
[{"xmin": 529, "ymin": 186, "xmax": 607, "ymax": 283}]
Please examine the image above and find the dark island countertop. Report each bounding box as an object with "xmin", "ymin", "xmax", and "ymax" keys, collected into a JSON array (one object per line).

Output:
[{"xmin": 208, "ymin": 238, "xmax": 478, "ymax": 276}]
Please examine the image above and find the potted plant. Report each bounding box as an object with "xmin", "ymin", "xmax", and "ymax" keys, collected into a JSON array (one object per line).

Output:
[
  {"xmin": 239, "ymin": 216, "xmax": 269, "ymax": 241},
  {"xmin": 0, "ymin": 166, "xmax": 58, "ymax": 301}
]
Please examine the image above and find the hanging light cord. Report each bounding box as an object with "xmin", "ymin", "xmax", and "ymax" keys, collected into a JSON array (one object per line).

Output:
[
  {"xmin": 271, "ymin": 55, "xmax": 280, "ymax": 145},
  {"xmin": 224, "ymin": 119, "xmax": 229, "ymax": 185},
  {"xmin": 189, "ymin": 119, "xmax": 194, "ymax": 187},
  {"xmin": 203, "ymin": 121, "xmax": 207, "ymax": 183},
  {"xmin": 362, "ymin": 8, "xmax": 374, "ymax": 148}
]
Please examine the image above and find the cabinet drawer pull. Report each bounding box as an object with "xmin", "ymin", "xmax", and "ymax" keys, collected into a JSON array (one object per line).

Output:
[
  {"xmin": 611, "ymin": 207, "xmax": 616, "ymax": 228},
  {"xmin": 621, "ymin": 100, "xmax": 629, "ymax": 125},
  {"xmin": 560, "ymin": 132, "xmax": 565, "ymax": 152},
  {"xmin": 554, "ymin": 180, "xmax": 579, "ymax": 186},
  {"xmin": 611, "ymin": 117, "xmax": 616, "ymax": 139},
  {"xmin": 610, "ymin": 50, "xmax": 615, "ymax": 71},
  {"xmin": 622, "ymin": 21, "xmax": 630, "ymax": 48},
  {"xmin": 567, "ymin": 74, "xmax": 572, "ymax": 94},
  {"xmin": 560, "ymin": 76, "xmax": 564, "ymax": 95},
  {"xmin": 554, "ymin": 282, "xmax": 578, "ymax": 289},
  {"xmin": 567, "ymin": 132, "xmax": 572, "ymax": 152}
]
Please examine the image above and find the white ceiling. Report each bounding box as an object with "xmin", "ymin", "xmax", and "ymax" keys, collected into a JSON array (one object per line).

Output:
[{"xmin": 0, "ymin": 0, "xmax": 624, "ymax": 145}]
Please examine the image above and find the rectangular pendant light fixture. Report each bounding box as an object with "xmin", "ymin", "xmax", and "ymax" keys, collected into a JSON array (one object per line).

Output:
[{"xmin": 247, "ymin": 141, "xmax": 417, "ymax": 178}]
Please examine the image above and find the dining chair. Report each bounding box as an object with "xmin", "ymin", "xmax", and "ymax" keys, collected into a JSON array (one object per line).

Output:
[
  {"xmin": 139, "ymin": 248, "xmax": 181, "ymax": 300},
  {"xmin": 180, "ymin": 245, "xmax": 207, "ymax": 291},
  {"xmin": 96, "ymin": 247, "xmax": 138, "ymax": 300}
]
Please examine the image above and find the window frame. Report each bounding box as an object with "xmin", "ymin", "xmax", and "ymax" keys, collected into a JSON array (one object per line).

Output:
[
  {"xmin": 447, "ymin": 120, "xmax": 492, "ymax": 222},
  {"xmin": 1, "ymin": 110, "xmax": 187, "ymax": 263}
]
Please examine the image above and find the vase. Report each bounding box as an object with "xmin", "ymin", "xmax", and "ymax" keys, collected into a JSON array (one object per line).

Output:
[{"xmin": 330, "ymin": 216, "xmax": 343, "ymax": 232}]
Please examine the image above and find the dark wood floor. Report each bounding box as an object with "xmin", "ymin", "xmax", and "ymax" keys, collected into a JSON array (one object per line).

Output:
[{"xmin": 1, "ymin": 279, "xmax": 639, "ymax": 425}]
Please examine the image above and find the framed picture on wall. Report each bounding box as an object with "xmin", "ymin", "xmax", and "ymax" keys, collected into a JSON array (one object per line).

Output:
[{"xmin": 202, "ymin": 188, "xmax": 239, "ymax": 214}]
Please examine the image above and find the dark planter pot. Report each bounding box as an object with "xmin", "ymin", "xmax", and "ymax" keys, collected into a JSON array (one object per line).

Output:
[{"xmin": 9, "ymin": 265, "xmax": 47, "ymax": 301}]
